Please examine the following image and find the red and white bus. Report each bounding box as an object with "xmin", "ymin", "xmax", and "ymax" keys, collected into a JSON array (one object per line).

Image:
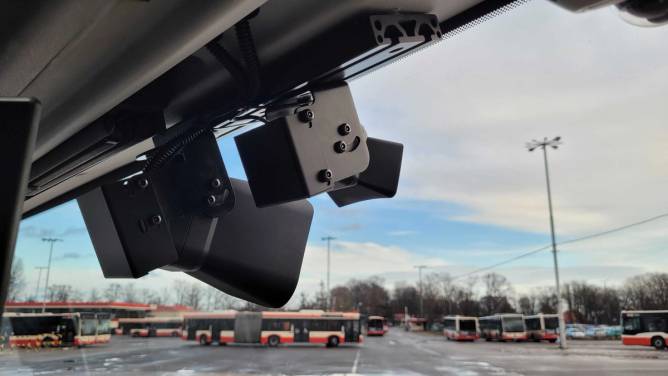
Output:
[
  {"xmin": 0, "ymin": 312, "xmax": 111, "ymax": 348},
  {"xmin": 116, "ymin": 317, "xmax": 183, "ymax": 337},
  {"xmin": 479, "ymin": 314, "xmax": 527, "ymax": 342},
  {"xmin": 443, "ymin": 315, "xmax": 479, "ymax": 341},
  {"xmin": 367, "ymin": 316, "xmax": 388, "ymax": 336},
  {"xmin": 183, "ymin": 310, "xmax": 363, "ymax": 347},
  {"xmin": 524, "ymin": 313, "xmax": 559, "ymax": 343},
  {"xmin": 621, "ymin": 310, "xmax": 668, "ymax": 350}
]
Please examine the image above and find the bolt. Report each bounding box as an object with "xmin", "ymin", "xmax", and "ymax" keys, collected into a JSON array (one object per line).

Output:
[
  {"xmin": 338, "ymin": 123, "xmax": 352, "ymax": 136},
  {"xmin": 207, "ymin": 195, "xmax": 217, "ymax": 206},
  {"xmin": 298, "ymin": 109, "xmax": 315, "ymax": 123},
  {"xmin": 137, "ymin": 178, "xmax": 149, "ymax": 189},
  {"xmin": 318, "ymin": 169, "xmax": 333, "ymax": 183},
  {"xmin": 151, "ymin": 215, "xmax": 162, "ymax": 225},
  {"xmin": 334, "ymin": 141, "xmax": 347, "ymax": 153},
  {"xmin": 211, "ymin": 178, "xmax": 222, "ymax": 188}
]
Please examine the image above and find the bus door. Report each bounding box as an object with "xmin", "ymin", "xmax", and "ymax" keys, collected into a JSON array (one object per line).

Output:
[
  {"xmin": 344, "ymin": 320, "xmax": 360, "ymax": 342},
  {"xmin": 293, "ymin": 320, "xmax": 309, "ymax": 343}
]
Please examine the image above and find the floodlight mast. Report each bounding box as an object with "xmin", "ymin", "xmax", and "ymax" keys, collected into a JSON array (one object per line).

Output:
[{"xmin": 526, "ymin": 136, "xmax": 567, "ymax": 349}]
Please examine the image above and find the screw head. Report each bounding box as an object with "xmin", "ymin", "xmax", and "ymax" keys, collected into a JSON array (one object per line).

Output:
[
  {"xmin": 151, "ymin": 215, "xmax": 162, "ymax": 225},
  {"xmin": 318, "ymin": 169, "xmax": 333, "ymax": 183},
  {"xmin": 298, "ymin": 109, "xmax": 315, "ymax": 123},
  {"xmin": 211, "ymin": 178, "xmax": 222, "ymax": 188},
  {"xmin": 137, "ymin": 178, "xmax": 149, "ymax": 188},
  {"xmin": 338, "ymin": 123, "xmax": 352, "ymax": 136},
  {"xmin": 334, "ymin": 141, "xmax": 347, "ymax": 153},
  {"xmin": 207, "ymin": 195, "xmax": 217, "ymax": 206}
]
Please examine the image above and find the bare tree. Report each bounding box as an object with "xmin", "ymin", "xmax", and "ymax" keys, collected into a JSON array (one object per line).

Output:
[
  {"xmin": 103, "ymin": 283, "xmax": 123, "ymax": 302},
  {"xmin": 7, "ymin": 258, "xmax": 25, "ymax": 301},
  {"xmin": 88, "ymin": 288, "xmax": 100, "ymax": 302}
]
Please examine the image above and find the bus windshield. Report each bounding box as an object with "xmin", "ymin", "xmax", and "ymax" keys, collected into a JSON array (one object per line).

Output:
[
  {"xmin": 368, "ymin": 319, "xmax": 384, "ymax": 330},
  {"xmin": 460, "ymin": 320, "xmax": 476, "ymax": 332},
  {"xmin": 503, "ymin": 317, "xmax": 524, "ymax": 333}
]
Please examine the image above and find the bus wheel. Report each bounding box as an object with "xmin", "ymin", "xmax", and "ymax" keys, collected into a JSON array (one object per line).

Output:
[
  {"xmin": 548, "ymin": 339, "xmax": 557, "ymax": 343},
  {"xmin": 199, "ymin": 335, "xmax": 210, "ymax": 346},
  {"xmin": 41, "ymin": 338, "xmax": 52, "ymax": 348},
  {"xmin": 267, "ymin": 335, "xmax": 280, "ymax": 347},
  {"xmin": 171, "ymin": 331, "xmax": 179, "ymax": 337},
  {"xmin": 652, "ymin": 336, "xmax": 665, "ymax": 350},
  {"xmin": 327, "ymin": 336, "xmax": 340, "ymax": 348},
  {"xmin": 485, "ymin": 338, "xmax": 492, "ymax": 342}
]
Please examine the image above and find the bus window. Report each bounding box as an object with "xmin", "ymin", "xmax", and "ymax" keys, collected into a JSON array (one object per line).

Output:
[
  {"xmin": 525, "ymin": 318, "xmax": 541, "ymax": 331},
  {"xmin": 623, "ymin": 316, "xmax": 640, "ymax": 333},
  {"xmin": 262, "ymin": 320, "xmax": 291, "ymax": 331},
  {"xmin": 502, "ymin": 317, "xmax": 524, "ymax": 333},
  {"xmin": 544, "ymin": 317, "xmax": 559, "ymax": 331}
]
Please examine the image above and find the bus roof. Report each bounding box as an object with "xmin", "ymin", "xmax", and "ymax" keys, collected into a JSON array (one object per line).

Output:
[
  {"xmin": 262, "ymin": 311, "xmax": 360, "ymax": 320},
  {"xmin": 479, "ymin": 313, "xmax": 523, "ymax": 319},
  {"xmin": 5, "ymin": 301, "xmax": 153, "ymax": 311},
  {"xmin": 444, "ymin": 315, "xmax": 478, "ymax": 321},
  {"xmin": 621, "ymin": 310, "xmax": 668, "ymax": 315},
  {"xmin": 3, "ymin": 312, "xmax": 81, "ymax": 319},
  {"xmin": 182, "ymin": 311, "xmax": 238, "ymax": 319},
  {"xmin": 524, "ymin": 313, "xmax": 559, "ymax": 319},
  {"xmin": 117, "ymin": 316, "xmax": 183, "ymax": 323}
]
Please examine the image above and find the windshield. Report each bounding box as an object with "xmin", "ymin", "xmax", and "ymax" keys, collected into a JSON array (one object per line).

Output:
[
  {"xmin": 460, "ymin": 319, "xmax": 476, "ymax": 332},
  {"xmin": 4, "ymin": 0, "xmax": 668, "ymax": 375}
]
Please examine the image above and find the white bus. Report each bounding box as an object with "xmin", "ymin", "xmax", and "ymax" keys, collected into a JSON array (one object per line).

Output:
[
  {"xmin": 443, "ymin": 315, "xmax": 478, "ymax": 341},
  {"xmin": 479, "ymin": 314, "xmax": 527, "ymax": 342},
  {"xmin": 621, "ymin": 310, "xmax": 668, "ymax": 350},
  {"xmin": 183, "ymin": 310, "xmax": 363, "ymax": 348},
  {"xmin": 524, "ymin": 313, "xmax": 559, "ymax": 343}
]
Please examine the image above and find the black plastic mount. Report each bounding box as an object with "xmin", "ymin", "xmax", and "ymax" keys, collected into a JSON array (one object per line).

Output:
[
  {"xmin": 328, "ymin": 137, "xmax": 403, "ymax": 207},
  {"xmin": 235, "ymin": 82, "xmax": 370, "ymax": 207},
  {"xmin": 263, "ymin": 13, "xmax": 442, "ymax": 98},
  {"xmin": 77, "ymin": 131, "xmax": 235, "ymax": 278}
]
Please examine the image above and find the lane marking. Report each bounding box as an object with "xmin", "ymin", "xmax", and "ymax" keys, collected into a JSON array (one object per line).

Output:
[{"xmin": 351, "ymin": 349, "xmax": 360, "ymax": 374}]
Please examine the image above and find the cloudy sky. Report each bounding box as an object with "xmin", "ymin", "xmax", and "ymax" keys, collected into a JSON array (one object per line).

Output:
[{"xmin": 14, "ymin": 0, "xmax": 668, "ymax": 306}]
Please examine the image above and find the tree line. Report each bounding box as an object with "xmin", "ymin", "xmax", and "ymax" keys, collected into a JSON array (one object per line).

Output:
[
  {"xmin": 8, "ymin": 256, "xmax": 668, "ymax": 325},
  {"xmin": 300, "ymin": 272, "xmax": 668, "ymax": 325}
]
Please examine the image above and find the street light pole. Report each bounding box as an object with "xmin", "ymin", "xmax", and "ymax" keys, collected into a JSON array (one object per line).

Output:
[
  {"xmin": 526, "ymin": 136, "xmax": 567, "ymax": 349},
  {"xmin": 34, "ymin": 266, "xmax": 48, "ymax": 301},
  {"xmin": 321, "ymin": 236, "xmax": 336, "ymax": 309},
  {"xmin": 414, "ymin": 265, "xmax": 427, "ymax": 318},
  {"xmin": 41, "ymin": 237, "xmax": 62, "ymax": 312}
]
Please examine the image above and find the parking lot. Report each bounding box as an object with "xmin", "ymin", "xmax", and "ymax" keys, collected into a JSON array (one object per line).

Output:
[{"xmin": 0, "ymin": 328, "xmax": 666, "ymax": 375}]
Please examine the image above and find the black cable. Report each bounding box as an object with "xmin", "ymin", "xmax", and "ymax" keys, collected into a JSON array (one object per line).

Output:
[
  {"xmin": 206, "ymin": 40, "xmax": 250, "ymax": 101},
  {"xmin": 143, "ymin": 127, "xmax": 209, "ymax": 173},
  {"xmin": 235, "ymin": 16, "xmax": 261, "ymax": 101}
]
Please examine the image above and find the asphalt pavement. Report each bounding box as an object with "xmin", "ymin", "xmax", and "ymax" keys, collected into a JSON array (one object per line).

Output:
[{"xmin": 0, "ymin": 328, "xmax": 666, "ymax": 375}]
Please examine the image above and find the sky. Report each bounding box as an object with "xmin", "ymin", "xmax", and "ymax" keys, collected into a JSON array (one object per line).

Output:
[{"xmin": 13, "ymin": 0, "xmax": 668, "ymax": 306}]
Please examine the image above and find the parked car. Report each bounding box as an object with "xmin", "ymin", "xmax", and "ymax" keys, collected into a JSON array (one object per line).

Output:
[{"xmin": 566, "ymin": 327, "xmax": 586, "ymax": 339}]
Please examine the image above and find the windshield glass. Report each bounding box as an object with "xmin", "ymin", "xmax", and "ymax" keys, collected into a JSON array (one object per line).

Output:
[
  {"xmin": 4, "ymin": 0, "xmax": 668, "ymax": 375},
  {"xmin": 460, "ymin": 319, "xmax": 476, "ymax": 332}
]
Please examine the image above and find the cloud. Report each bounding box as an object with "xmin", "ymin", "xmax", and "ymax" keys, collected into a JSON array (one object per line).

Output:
[
  {"xmin": 387, "ymin": 230, "xmax": 417, "ymax": 236},
  {"xmin": 56, "ymin": 252, "xmax": 83, "ymax": 260},
  {"xmin": 350, "ymin": 0, "xmax": 668, "ymax": 239},
  {"xmin": 19, "ymin": 226, "xmax": 54, "ymax": 239},
  {"xmin": 338, "ymin": 223, "xmax": 363, "ymax": 232},
  {"xmin": 59, "ymin": 227, "xmax": 88, "ymax": 237}
]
